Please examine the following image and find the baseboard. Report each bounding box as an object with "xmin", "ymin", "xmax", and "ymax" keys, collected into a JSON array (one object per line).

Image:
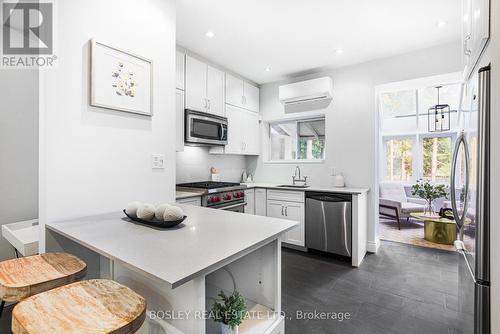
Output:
[{"xmin": 367, "ymin": 240, "xmax": 380, "ymax": 253}]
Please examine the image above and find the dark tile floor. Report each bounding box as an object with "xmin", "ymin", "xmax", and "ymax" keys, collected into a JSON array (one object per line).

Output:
[
  {"xmin": 0, "ymin": 241, "xmax": 470, "ymax": 334},
  {"xmin": 282, "ymin": 240, "xmax": 472, "ymax": 334}
]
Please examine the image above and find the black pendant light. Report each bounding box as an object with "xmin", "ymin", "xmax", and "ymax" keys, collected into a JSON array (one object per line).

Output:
[{"xmin": 428, "ymin": 86, "xmax": 451, "ymax": 132}]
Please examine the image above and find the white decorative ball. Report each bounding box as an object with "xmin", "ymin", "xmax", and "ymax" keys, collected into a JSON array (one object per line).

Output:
[
  {"xmin": 125, "ymin": 201, "xmax": 143, "ymax": 218},
  {"xmin": 163, "ymin": 205, "xmax": 185, "ymax": 221},
  {"xmin": 137, "ymin": 203, "xmax": 156, "ymax": 220},
  {"xmin": 155, "ymin": 203, "xmax": 172, "ymax": 220}
]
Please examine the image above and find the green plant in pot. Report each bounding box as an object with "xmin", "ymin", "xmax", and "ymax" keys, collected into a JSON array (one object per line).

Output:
[
  {"xmin": 411, "ymin": 179, "xmax": 448, "ymax": 217},
  {"xmin": 211, "ymin": 290, "xmax": 247, "ymax": 334}
]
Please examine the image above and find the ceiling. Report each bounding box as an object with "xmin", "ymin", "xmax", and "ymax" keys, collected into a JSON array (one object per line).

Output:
[{"xmin": 176, "ymin": 0, "xmax": 461, "ymax": 84}]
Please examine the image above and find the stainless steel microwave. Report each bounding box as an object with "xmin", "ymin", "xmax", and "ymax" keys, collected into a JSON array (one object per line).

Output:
[{"xmin": 185, "ymin": 109, "xmax": 228, "ymax": 146}]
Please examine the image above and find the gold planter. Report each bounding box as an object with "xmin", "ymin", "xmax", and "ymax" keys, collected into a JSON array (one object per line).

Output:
[{"xmin": 423, "ymin": 220, "xmax": 457, "ymax": 245}]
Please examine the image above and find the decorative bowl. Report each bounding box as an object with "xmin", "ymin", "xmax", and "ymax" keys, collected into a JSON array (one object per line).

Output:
[{"xmin": 123, "ymin": 209, "xmax": 186, "ymax": 228}]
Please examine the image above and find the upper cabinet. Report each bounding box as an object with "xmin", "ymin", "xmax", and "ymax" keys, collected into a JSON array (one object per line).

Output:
[
  {"xmin": 176, "ymin": 51, "xmax": 185, "ymax": 90},
  {"xmin": 210, "ymin": 105, "xmax": 260, "ymax": 155},
  {"xmin": 185, "ymin": 55, "xmax": 225, "ymax": 116},
  {"xmin": 462, "ymin": 0, "xmax": 490, "ymax": 78},
  {"xmin": 225, "ymin": 74, "xmax": 259, "ymax": 113},
  {"xmin": 175, "ymin": 89, "xmax": 185, "ymax": 152}
]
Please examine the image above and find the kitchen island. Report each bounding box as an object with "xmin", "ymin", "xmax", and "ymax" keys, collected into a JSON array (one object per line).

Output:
[{"xmin": 45, "ymin": 205, "xmax": 298, "ymax": 334}]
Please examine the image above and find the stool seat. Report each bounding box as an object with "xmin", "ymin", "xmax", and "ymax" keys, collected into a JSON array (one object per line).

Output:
[
  {"xmin": 12, "ymin": 279, "xmax": 147, "ymax": 334},
  {"xmin": 0, "ymin": 252, "xmax": 87, "ymax": 302}
]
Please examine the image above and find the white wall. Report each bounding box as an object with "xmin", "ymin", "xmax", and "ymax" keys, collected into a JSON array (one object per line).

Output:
[
  {"xmin": 39, "ymin": 0, "xmax": 177, "ymax": 251},
  {"xmin": 0, "ymin": 70, "xmax": 38, "ymax": 261},
  {"xmin": 247, "ymin": 42, "xmax": 462, "ymax": 252},
  {"xmin": 176, "ymin": 147, "xmax": 246, "ymax": 183}
]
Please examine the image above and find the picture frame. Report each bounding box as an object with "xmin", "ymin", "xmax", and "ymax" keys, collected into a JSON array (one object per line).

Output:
[{"xmin": 90, "ymin": 39, "xmax": 153, "ymax": 116}]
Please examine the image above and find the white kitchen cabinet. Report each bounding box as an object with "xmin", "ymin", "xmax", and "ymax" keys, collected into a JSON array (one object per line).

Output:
[
  {"xmin": 281, "ymin": 202, "xmax": 305, "ymax": 247},
  {"xmin": 225, "ymin": 74, "xmax": 245, "ymax": 108},
  {"xmin": 185, "ymin": 56, "xmax": 207, "ymax": 112},
  {"xmin": 244, "ymin": 189, "xmax": 255, "ymax": 215},
  {"xmin": 244, "ymin": 81, "xmax": 260, "ymax": 113},
  {"xmin": 210, "ymin": 105, "xmax": 260, "ymax": 155},
  {"xmin": 176, "ymin": 50, "xmax": 185, "ymax": 90},
  {"xmin": 255, "ymin": 188, "xmax": 267, "ymax": 216},
  {"xmin": 462, "ymin": 0, "xmax": 490, "ymax": 78},
  {"xmin": 176, "ymin": 196, "xmax": 201, "ymax": 206},
  {"xmin": 175, "ymin": 89, "xmax": 185, "ymax": 152},
  {"xmin": 225, "ymin": 73, "xmax": 259, "ymax": 113},
  {"xmin": 206, "ymin": 65, "xmax": 225, "ymax": 116},
  {"xmin": 267, "ymin": 196, "xmax": 305, "ymax": 248},
  {"xmin": 185, "ymin": 55, "xmax": 225, "ymax": 116}
]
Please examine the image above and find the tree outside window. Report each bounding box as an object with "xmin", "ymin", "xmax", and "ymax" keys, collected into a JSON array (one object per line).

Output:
[
  {"xmin": 386, "ymin": 138, "xmax": 413, "ymax": 181},
  {"xmin": 422, "ymin": 136, "xmax": 452, "ymax": 183}
]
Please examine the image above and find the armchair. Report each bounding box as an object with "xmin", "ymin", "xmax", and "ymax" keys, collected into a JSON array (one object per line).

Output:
[{"xmin": 379, "ymin": 182, "xmax": 426, "ymax": 229}]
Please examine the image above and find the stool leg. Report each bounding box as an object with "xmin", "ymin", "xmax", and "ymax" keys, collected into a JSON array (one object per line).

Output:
[{"xmin": 0, "ymin": 300, "xmax": 5, "ymax": 317}]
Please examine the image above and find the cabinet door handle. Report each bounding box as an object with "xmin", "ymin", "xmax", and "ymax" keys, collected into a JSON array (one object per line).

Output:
[
  {"xmin": 285, "ymin": 206, "xmax": 288, "ymax": 216},
  {"xmin": 464, "ymin": 35, "xmax": 472, "ymax": 56},
  {"xmin": 281, "ymin": 206, "xmax": 284, "ymax": 216},
  {"xmin": 208, "ymin": 99, "xmax": 211, "ymax": 110},
  {"xmin": 203, "ymin": 98, "xmax": 207, "ymax": 108}
]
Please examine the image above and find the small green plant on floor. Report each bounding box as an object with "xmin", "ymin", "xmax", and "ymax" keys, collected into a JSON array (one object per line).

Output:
[{"xmin": 210, "ymin": 290, "xmax": 247, "ymax": 330}]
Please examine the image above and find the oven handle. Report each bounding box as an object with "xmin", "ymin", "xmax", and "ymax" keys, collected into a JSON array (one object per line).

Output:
[{"xmin": 220, "ymin": 202, "xmax": 247, "ymax": 211}]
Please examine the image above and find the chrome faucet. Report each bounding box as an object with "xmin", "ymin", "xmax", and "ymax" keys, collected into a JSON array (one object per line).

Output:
[{"xmin": 292, "ymin": 166, "xmax": 308, "ymax": 185}]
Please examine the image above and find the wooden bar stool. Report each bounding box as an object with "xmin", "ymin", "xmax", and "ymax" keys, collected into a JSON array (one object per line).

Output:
[
  {"xmin": 12, "ymin": 279, "xmax": 147, "ymax": 334},
  {"xmin": 0, "ymin": 252, "xmax": 87, "ymax": 316}
]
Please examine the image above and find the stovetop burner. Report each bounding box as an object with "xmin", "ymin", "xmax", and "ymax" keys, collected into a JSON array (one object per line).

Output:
[{"xmin": 176, "ymin": 181, "xmax": 241, "ymax": 189}]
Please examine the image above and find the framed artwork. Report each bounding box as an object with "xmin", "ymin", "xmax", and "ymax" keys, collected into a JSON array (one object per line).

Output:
[{"xmin": 90, "ymin": 39, "xmax": 153, "ymax": 116}]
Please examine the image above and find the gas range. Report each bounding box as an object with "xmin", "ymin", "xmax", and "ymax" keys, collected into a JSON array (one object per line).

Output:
[{"xmin": 176, "ymin": 181, "xmax": 248, "ymax": 211}]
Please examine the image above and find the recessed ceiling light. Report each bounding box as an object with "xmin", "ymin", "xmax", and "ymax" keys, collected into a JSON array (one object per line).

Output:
[
  {"xmin": 335, "ymin": 49, "xmax": 343, "ymax": 55},
  {"xmin": 205, "ymin": 31, "xmax": 215, "ymax": 38},
  {"xmin": 265, "ymin": 66, "xmax": 271, "ymax": 72},
  {"xmin": 436, "ymin": 21, "xmax": 447, "ymax": 28}
]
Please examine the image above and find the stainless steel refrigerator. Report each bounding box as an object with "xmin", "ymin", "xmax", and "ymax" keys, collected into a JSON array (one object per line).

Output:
[{"xmin": 452, "ymin": 65, "xmax": 490, "ymax": 334}]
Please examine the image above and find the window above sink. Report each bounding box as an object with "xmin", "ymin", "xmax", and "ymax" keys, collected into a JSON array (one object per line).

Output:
[{"xmin": 266, "ymin": 117, "xmax": 326, "ymax": 163}]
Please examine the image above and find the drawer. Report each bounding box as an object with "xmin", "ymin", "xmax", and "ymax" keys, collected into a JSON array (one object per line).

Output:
[
  {"xmin": 267, "ymin": 189, "xmax": 304, "ymax": 203},
  {"xmin": 176, "ymin": 197, "xmax": 201, "ymax": 206}
]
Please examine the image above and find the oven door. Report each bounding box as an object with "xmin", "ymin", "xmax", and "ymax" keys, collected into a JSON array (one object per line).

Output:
[
  {"xmin": 185, "ymin": 110, "xmax": 228, "ymax": 146},
  {"xmin": 221, "ymin": 202, "xmax": 246, "ymax": 213},
  {"xmin": 209, "ymin": 201, "xmax": 247, "ymax": 213}
]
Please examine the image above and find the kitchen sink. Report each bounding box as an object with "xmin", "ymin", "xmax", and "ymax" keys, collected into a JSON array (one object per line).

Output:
[{"xmin": 276, "ymin": 184, "xmax": 309, "ymax": 188}]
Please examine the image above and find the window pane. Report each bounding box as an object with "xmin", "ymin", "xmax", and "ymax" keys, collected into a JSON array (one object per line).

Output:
[
  {"xmin": 380, "ymin": 90, "xmax": 417, "ymax": 118},
  {"xmin": 422, "ymin": 136, "xmax": 452, "ymax": 183},
  {"xmin": 269, "ymin": 118, "xmax": 325, "ymax": 161},
  {"xmin": 270, "ymin": 121, "xmax": 297, "ymax": 160},
  {"xmin": 385, "ymin": 138, "xmax": 413, "ymax": 181}
]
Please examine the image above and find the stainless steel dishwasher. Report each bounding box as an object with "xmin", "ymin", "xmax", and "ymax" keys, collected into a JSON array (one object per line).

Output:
[{"xmin": 305, "ymin": 192, "xmax": 352, "ymax": 257}]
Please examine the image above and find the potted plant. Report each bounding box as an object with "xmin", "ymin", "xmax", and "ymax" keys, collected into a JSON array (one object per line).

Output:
[
  {"xmin": 411, "ymin": 179, "xmax": 448, "ymax": 217},
  {"xmin": 210, "ymin": 290, "xmax": 247, "ymax": 334}
]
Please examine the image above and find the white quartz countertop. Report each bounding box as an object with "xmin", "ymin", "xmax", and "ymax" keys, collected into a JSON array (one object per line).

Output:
[
  {"xmin": 175, "ymin": 190, "xmax": 204, "ymax": 200},
  {"xmin": 45, "ymin": 205, "xmax": 297, "ymax": 288},
  {"xmin": 243, "ymin": 182, "xmax": 370, "ymax": 195}
]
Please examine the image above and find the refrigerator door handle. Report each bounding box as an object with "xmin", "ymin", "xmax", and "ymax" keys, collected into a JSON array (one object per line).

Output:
[{"xmin": 450, "ymin": 132, "xmax": 470, "ymax": 230}]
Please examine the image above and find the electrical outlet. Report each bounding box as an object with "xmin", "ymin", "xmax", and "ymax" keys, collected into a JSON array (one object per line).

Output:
[{"xmin": 151, "ymin": 154, "xmax": 165, "ymax": 169}]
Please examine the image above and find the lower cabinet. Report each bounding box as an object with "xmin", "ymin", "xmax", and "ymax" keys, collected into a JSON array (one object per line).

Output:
[
  {"xmin": 244, "ymin": 189, "xmax": 255, "ymax": 214},
  {"xmin": 255, "ymin": 188, "xmax": 267, "ymax": 216},
  {"xmin": 267, "ymin": 198, "xmax": 305, "ymax": 247},
  {"xmin": 176, "ymin": 197, "xmax": 201, "ymax": 206}
]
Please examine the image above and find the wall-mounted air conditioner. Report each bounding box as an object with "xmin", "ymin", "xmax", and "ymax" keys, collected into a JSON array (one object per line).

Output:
[{"xmin": 279, "ymin": 77, "xmax": 333, "ymax": 113}]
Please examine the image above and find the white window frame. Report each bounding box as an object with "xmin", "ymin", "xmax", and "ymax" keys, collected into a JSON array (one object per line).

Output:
[
  {"xmin": 376, "ymin": 72, "xmax": 463, "ymax": 183},
  {"xmin": 265, "ymin": 116, "xmax": 326, "ymax": 164}
]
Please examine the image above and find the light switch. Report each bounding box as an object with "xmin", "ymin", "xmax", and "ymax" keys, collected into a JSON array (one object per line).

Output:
[{"xmin": 151, "ymin": 154, "xmax": 165, "ymax": 169}]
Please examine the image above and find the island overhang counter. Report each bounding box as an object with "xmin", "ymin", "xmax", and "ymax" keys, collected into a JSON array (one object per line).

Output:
[{"xmin": 45, "ymin": 204, "xmax": 298, "ymax": 334}]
